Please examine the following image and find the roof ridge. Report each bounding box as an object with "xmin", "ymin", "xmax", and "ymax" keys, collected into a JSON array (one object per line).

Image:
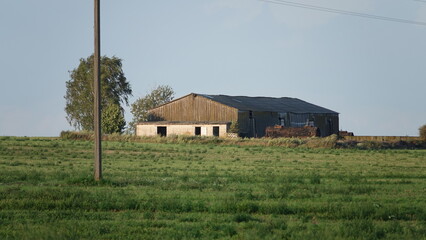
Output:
[{"xmin": 197, "ymin": 93, "xmax": 297, "ymax": 99}]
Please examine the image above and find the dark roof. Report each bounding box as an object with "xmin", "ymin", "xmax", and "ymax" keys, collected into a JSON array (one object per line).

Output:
[
  {"xmin": 138, "ymin": 121, "xmax": 230, "ymax": 125},
  {"xmin": 197, "ymin": 94, "xmax": 338, "ymax": 114}
]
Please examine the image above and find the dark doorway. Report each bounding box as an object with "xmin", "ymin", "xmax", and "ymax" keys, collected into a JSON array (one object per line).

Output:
[
  {"xmin": 157, "ymin": 126, "xmax": 167, "ymax": 137},
  {"xmin": 213, "ymin": 126, "xmax": 220, "ymax": 137},
  {"xmin": 195, "ymin": 127, "xmax": 201, "ymax": 136}
]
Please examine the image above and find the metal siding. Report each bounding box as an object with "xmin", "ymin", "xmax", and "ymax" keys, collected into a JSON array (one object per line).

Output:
[
  {"xmin": 288, "ymin": 113, "xmax": 311, "ymax": 127},
  {"xmin": 238, "ymin": 111, "xmax": 250, "ymax": 137},
  {"xmin": 312, "ymin": 114, "xmax": 339, "ymax": 137},
  {"xmin": 253, "ymin": 112, "xmax": 280, "ymax": 137}
]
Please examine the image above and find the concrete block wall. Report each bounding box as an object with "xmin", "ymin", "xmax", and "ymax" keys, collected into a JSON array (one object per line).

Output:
[{"xmin": 136, "ymin": 123, "xmax": 229, "ymax": 137}]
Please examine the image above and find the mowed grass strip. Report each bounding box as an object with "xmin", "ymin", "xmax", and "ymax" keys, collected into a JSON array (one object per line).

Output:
[{"xmin": 0, "ymin": 136, "xmax": 425, "ymax": 239}]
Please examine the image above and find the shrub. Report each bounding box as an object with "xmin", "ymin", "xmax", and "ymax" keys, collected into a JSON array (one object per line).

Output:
[
  {"xmin": 229, "ymin": 121, "xmax": 240, "ymax": 134},
  {"xmin": 356, "ymin": 141, "xmax": 384, "ymax": 150},
  {"xmin": 60, "ymin": 131, "xmax": 93, "ymax": 140},
  {"xmin": 419, "ymin": 124, "xmax": 426, "ymax": 141},
  {"xmin": 305, "ymin": 134, "xmax": 338, "ymax": 148}
]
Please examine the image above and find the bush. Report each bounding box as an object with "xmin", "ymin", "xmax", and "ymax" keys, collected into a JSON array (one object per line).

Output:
[
  {"xmin": 419, "ymin": 125, "xmax": 426, "ymax": 141},
  {"xmin": 305, "ymin": 134, "xmax": 338, "ymax": 148},
  {"xmin": 229, "ymin": 121, "xmax": 240, "ymax": 134},
  {"xmin": 60, "ymin": 131, "xmax": 93, "ymax": 140}
]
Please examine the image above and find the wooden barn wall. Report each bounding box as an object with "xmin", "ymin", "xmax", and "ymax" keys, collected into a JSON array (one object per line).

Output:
[{"xmin": 148, "ymin": 95, "xmax": 238, "ymax": 122}]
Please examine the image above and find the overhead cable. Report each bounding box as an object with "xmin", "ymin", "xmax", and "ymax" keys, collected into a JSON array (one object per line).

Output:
[{"xmin": 260, "ymin": 0, "xmax": 426, "ymax": 26}]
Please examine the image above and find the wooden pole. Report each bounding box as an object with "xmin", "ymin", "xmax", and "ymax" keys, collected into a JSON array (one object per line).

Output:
[{"xmin": 94, "ymin": 0, "xmax": 102, "ymax": 181}]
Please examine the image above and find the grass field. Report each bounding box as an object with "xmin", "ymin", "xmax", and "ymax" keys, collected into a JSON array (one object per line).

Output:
[{"xmin": 0, "ymin": 136, "xmax": 425, "ymax": 239}]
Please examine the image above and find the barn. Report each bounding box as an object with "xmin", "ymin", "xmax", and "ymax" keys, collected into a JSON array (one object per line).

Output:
[{"xmin": 136, "ymin": 93, "xmax": 339, "ymax": 138}]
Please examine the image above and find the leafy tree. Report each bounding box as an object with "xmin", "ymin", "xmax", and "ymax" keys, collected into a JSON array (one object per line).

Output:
[
  {"xmin": 102, "ymin": 103, "xmax": 126, "ymax": 134},
  {"xmin": 229, "ymin": 121, "xmax": 240, "ymax": 134},
  {"xmin": 419, "ymin": 124, "xmax": 426, "ymax": 141},
  {"xmin": 130, "ymin": 85, "xmax": 174, "ymax": 132},
  {"xmin": 64, "ymin": 55, "xmax": 132, "ymax": 133}
]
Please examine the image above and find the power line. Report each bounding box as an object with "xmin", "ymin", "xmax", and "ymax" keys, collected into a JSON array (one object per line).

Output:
[{"xmin": 260, "ymin": 0, "xmax": 426, "ymax": 26}]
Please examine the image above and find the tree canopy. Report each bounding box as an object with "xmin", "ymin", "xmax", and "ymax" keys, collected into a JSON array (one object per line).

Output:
[
  {"xmin": 64, "ymin": 55, "xmax": 132, "ymax": 133},
  {"xmin": 102, "ymin": 103, "xmax": 126, "ymax": 134},
  {"xmin": 130, "ymin": 85, "xmax": 174, "ymax": 132},
  {"xmin": 420, "ymin": 124, "xmax": 426, "ymax": 141}
]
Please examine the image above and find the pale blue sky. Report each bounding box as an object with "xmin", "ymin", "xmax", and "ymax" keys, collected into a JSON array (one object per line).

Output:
[{"xmin": 1, "ymin": 0, "xmax": 425, "ymax": 136}]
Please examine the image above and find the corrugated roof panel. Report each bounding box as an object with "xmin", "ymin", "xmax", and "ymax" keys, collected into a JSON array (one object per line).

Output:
[{"xmin": 197, "ymin": 94, "xmax": 338, "ymax": 114}]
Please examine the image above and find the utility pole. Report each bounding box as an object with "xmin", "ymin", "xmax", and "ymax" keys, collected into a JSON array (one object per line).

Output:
[{"xmin": 94, "ymin": 0, "xmax": 102, "ymax": 181}]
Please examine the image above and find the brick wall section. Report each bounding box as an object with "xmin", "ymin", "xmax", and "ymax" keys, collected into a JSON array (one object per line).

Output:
[{"xmin": 265, "ymin": 126, "xmax": 320, "ymax": 138}]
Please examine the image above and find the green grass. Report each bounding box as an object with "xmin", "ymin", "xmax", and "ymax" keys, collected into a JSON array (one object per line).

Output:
[{"xmin": 0, "ymin": 136, "xmax": 425, "ymax": 239}]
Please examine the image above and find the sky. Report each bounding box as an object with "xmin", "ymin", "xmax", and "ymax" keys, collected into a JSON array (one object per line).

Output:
[{"xmin": 1, "ymin": 0, "xmax": 425, "ymax": 137}]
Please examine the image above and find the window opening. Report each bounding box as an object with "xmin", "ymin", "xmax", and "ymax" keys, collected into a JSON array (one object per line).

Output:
[
  {"xmin": 213, "ymin": 126, "xmax": 220, "ymax": 137},
  {"xmin": 157, "ymin": 126, "xmax": 167, "ymax": 137}
]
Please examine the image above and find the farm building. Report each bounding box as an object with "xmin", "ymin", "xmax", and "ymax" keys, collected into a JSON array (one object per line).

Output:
[{"xmin": 136, "ymin": 93, "xmax": 339, "ymax": 138}]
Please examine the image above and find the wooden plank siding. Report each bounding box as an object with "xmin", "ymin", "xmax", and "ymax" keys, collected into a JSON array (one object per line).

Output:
[{"xmin": 148, "ymin": 94, "xmax": 238, "ymax": 122}]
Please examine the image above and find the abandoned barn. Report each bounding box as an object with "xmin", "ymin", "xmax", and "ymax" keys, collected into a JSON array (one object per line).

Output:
[{"xmin": 136, "ymin": 93, "xmax": 339, "ymax": 138}]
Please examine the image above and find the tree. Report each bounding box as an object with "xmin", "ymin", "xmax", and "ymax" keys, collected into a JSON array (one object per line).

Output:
[
  {"xmin": 419, "ymin": 124, "xmax": 426, "ymax": 141},
  {"xmin": 130, "ymin": 85, "xmax": 174, "ymax": 133},
  {"xmin": 64, "ymin": 55, "xmax": 132, "ymax": 133},
  {"xmin": 229, "ymin": 121, "xmax": 240, "ymax": 134},
  {"xmin": 102, "ymin": 103, "xmax": 126, "ymax": 134}
]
